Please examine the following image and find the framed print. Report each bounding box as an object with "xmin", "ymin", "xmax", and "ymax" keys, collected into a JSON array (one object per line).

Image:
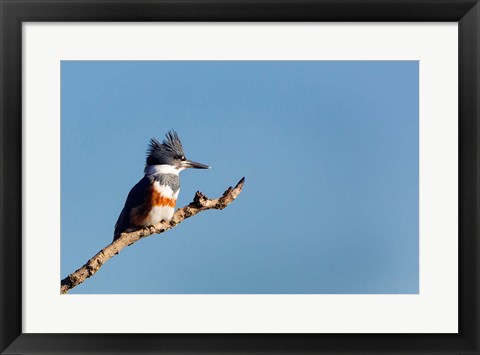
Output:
[{"xmin": 1, "ymin": 1, "xmax": 479, "ymax": 354}]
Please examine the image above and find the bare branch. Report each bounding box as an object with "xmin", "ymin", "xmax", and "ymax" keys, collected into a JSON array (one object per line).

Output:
[{"xmin": 60, "ymin": 177, "xmax": 245, "ymax": 294}]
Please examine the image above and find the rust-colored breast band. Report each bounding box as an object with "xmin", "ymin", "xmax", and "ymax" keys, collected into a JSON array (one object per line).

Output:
[
  {"xmin": 130, "ymin": 186, "xmax": 177, "ymax": 226},
  {"xmin": 152, "ymin": 191, "xmax": 177, "ymax": 208}
]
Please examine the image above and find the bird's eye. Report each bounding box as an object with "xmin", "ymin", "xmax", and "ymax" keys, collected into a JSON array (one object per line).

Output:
[{"xmin": 181, "ymin": 156, "xmax": 186, "ymax": 161}]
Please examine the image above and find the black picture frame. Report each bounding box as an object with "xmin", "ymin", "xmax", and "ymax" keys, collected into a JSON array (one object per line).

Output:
[{"xmin": 1, "ymin": 1, "xmax": 479, "ymax": 354}]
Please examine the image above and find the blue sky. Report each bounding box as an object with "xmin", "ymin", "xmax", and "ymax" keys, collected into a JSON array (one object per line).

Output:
[{"xmin": 61, "ymin": 61, "xmax": 419, "ymax": 294}]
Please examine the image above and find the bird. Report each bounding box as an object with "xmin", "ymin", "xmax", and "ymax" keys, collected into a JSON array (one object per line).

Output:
[{"xmin": 113, "ymin": 130, "xmax": 210, "ymax": 241}]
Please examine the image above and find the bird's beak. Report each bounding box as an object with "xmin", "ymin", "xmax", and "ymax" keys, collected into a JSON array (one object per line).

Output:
[{"xmin": 182, "ymin": 159, "xmax": 210, "ymax": 169}]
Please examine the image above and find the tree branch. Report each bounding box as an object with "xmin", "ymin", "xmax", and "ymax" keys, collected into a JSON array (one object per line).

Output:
[{"xmin": 60, "ymin": 177, "xmax": 245, "ymax": 294}]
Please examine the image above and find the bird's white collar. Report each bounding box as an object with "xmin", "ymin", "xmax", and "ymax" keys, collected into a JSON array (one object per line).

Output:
[{"xmin": 144, "ymin": 164, "xmax": 182, "ymax": 176}]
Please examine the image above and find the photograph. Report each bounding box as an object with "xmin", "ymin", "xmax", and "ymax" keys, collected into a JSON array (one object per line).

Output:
[
  {"xmin": 60, "ymin": 60, "xmax": 419, "ymax": 294},
  {"xmin": 3, "ymin": 1, "xmax": 479, "ymax": 353}
]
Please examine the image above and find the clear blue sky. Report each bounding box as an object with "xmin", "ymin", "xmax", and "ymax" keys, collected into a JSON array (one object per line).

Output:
[{"xmin": 61, "ymin": 61, "xmax": 418, "ymax": 294}]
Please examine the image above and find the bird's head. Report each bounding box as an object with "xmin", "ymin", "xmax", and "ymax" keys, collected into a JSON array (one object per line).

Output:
[{"xmin": 145, "ymin": 130, "xmax": 210, "ymax": 173}]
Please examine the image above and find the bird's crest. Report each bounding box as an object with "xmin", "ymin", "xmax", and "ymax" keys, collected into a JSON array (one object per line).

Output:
[{"xmin": 146, "ymin": 130, "xmax": 185, "ymax": 166}]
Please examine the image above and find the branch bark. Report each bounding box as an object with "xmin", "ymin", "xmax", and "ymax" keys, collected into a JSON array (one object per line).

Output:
[{"xmin": 60, "ymin": 177, "xmax": 245, "ymax": 294}]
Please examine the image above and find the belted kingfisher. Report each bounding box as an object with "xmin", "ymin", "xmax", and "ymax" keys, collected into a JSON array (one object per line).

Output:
[{"xmin": 113, "ymin": 130, "xmax": 209, "ymax": 240}]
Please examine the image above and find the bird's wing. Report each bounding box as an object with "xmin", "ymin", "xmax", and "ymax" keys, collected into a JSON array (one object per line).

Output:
[{"xmin": 113, "ymin": 176, "xmax": 152, "ymax": 240}]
